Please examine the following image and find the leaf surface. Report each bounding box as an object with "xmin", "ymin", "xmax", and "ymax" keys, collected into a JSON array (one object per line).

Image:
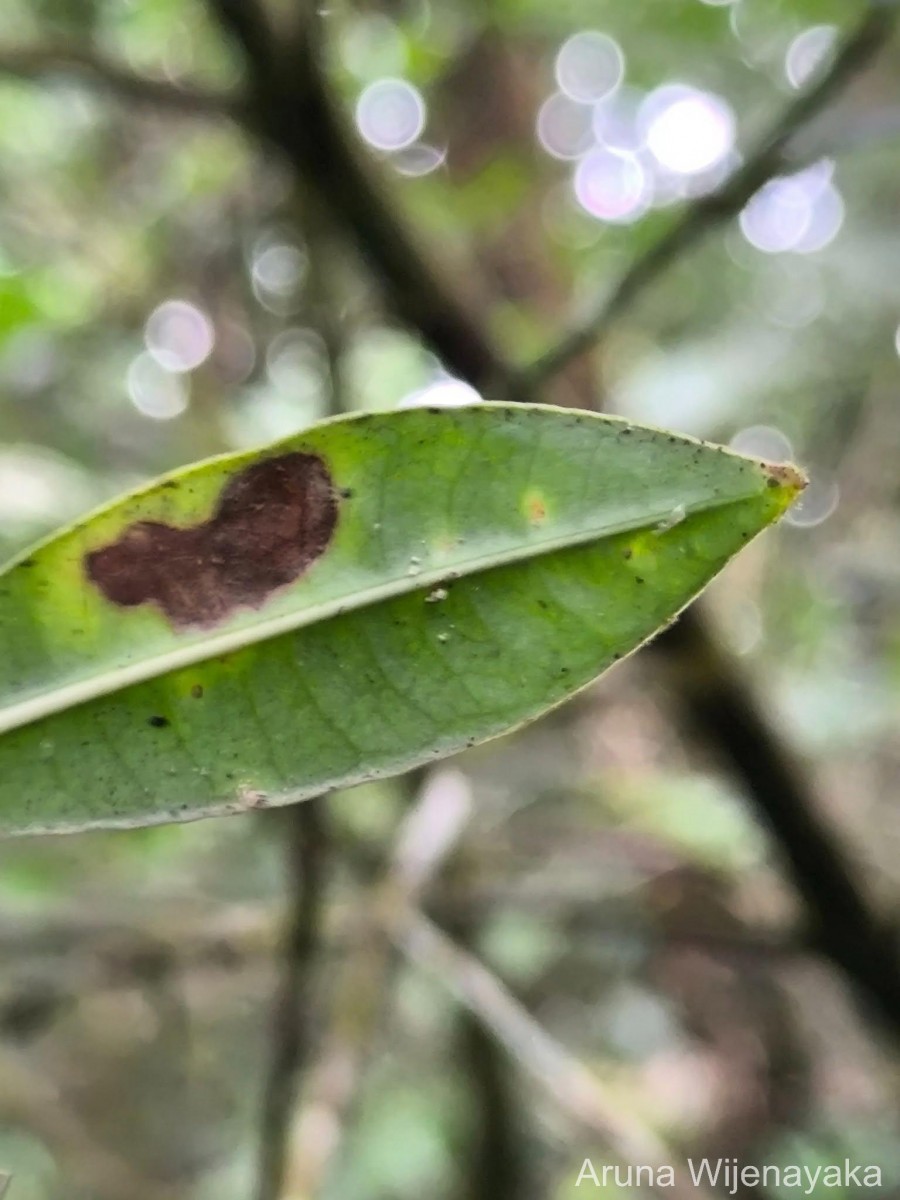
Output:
[{"xmin": 0, "ymin": 404, "xmax": 802, "ymax": 834}]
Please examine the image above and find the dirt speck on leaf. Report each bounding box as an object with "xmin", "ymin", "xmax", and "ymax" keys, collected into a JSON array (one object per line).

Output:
[{"xmin": 84, "ymin": 452, "xmax": 338, "ymax": 629}]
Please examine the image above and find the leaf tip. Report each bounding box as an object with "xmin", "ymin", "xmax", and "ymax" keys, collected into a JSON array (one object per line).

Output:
[{"xmin": 761, "ymin": 459, "xmax": 808, "ymax": 511}]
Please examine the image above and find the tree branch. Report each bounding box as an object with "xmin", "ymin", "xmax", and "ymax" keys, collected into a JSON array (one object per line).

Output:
[
  {"xmin": 513, "ymin": 2, "xmax": 898, "ymax": 398},
  {"xmin": 255, "ymin": 802, "xmax": 328, "ymax": 1200},
  {"xmin": 202, "ymin": 0, "xmax": 278, "ymax": 82},
  {"xmin": 0, "ymin": 42, "xmax": 240, "ymax": 117},
  {"xmin": 399, "ymin": 914, "xmax": 715, "ymax": 1200},
  {"xmin": 659, "ymin": 610, "xmax": 900, "ymax": 1027},
  {"xmin": 204, "ymin": 0, "xmax": 507, "ymax": 389},
  {"xmin": 275, "ymin": 768, "xmax": 473, "ymax": 1196}
]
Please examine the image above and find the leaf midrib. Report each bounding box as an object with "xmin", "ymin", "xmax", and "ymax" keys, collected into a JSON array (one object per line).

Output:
[{"xmin": 0, "ymin": 485, "xmax": 761, "ymax": 737}]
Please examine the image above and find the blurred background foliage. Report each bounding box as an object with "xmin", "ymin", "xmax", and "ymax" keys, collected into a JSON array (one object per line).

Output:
[{"xmin": 0, "ymin": 0, "xmax": 899, "ymax": 1197}]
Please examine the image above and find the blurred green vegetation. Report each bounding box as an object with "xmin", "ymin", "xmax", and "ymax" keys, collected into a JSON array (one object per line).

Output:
[{"xmin": 0, "ymin": 0, "xmax": 899, "ymax": 1197}]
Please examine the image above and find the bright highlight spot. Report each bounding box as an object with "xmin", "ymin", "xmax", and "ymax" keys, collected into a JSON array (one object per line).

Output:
[
  {"xmin": 144, "ymin": 300, "xmax": 214, "ymax": 373},
  {"xmin": 536, "ymin": 93, "xmax": 595, "ymax": 160},
  {"xmin": 127, "ymin": 353, "xmax": 188, "ymax": 420},
  {"xmin": 785, "ymin": 475, "xmax": 839, "ymax": 527},
  {"xmin": 785, "ymin": 25, "xmax": 837, "ymax": 90},
  {"xmin": 355, "ymin": 78, "xmax": 426, "ymax": 152},
  {"xmin": 740, "ymin": 161, "xmax": 843, "ymax": 255},
  {"xmin": 573, "ymin": 148, "xmax": 651, "ymax": 223},
  {"xmin": 392, "ymin": 143, "xmax": 446, "ymax": 177},
  {"xmin": 555, "ymin": 32, "xmax": 624, "ymax": 104},
  {"xmin": 399, "ymin": 378, "xmax": 482, "ymax": 408},
  {"xmin": 593, "ymin": 88, "xmax": 644, "ymax": 153},
  {"xmin": 0, "ymin": 447, "xmax": 93, "ymax": 526},
  {"xmin": 251, "ymin": 242, "xmax": 308, "ymax": 313},
  {"xmin": 266, "ymin": 328, "xmax": 326, "ymax": 399},
  {"xmin": 642, "ymin": 85, "xmax": 735, "ymax": 176},
  {"xmin": 729, "ymin": 425, "xmax": 794, "ymax": 463}
]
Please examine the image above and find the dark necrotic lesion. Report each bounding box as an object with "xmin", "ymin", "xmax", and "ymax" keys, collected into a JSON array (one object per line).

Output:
[{"xmin": 84, "ymin": 452, "xmax": 339, "ymax": 630}]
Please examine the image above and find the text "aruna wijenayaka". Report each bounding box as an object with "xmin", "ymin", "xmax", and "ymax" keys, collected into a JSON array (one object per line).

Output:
[{"xmin": 575, "ymin": 1158, "xmax": 884, "ymax": 1193}]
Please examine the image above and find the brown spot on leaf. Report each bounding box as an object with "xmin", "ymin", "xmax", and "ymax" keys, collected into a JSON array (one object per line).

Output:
[
  {"xmin": 762, "ymin": 461, "xmax": 807, "ymax": 492},
  {"xmin": 85, "ymin": 452, "xmax": 338, "ymax": 629}
]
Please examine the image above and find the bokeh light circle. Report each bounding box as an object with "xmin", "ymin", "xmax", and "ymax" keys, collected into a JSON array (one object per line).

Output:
[
  {"xmin": 573, "ymin": 147, "xmax": 651, "ymax": 223},
  {"xmin": 355, "ymin": 78, "xmax": 426, "ymax": 152},
  {"xmin": 785, "ymin": 25, "xmax": 837, "ymax": 90},
  {"xmin": 144, "ymin": 300, "xmax": 214, "ymax": 374},
  {"xmin": 642, "ymin": 84, "xmax": 735, "ymax": 176},
  {"xmin": 537, "ymin": 92, "xmax": 595, "ymax": 160},
  {"xmin": 127, "ymin": 353, "xmax": 189, "ymax": 420},
  {"xmin": 555, "ymin": 32, "xmax": 625, "ymax": 104},
  {"xmin": 729, "ymin": 424, "xmax": 794, "ymax": 462}
]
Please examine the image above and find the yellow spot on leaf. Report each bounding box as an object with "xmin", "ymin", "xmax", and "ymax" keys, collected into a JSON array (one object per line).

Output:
[{"xmin": 524, "ymin": 491, "xmax": 548, "ymax": 525}]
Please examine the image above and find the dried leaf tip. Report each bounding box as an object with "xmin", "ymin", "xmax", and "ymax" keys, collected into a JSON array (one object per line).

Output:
[{"xmin": 761, "ymin": 459, "xmax": 808, "ymax": 497}]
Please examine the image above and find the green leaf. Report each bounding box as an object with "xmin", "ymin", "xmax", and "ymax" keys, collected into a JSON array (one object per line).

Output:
[{"xmin": 0, "ymin": 403, "xmax": 802, "ymax": 835}]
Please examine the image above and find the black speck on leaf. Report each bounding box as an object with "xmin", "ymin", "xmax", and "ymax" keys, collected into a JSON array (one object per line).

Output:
[{"xmin": 148, "ymin": 715, "xmax": 170, "ymax": 728}]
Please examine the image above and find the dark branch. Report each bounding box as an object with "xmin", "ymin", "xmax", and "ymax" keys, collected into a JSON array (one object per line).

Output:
[
  {"xmin": 514, "ymin": 3, "xmax": 898, "ymax": 397},
  {"xmin": 659, "ymin": 610, "xmax": 900, "ymax": 1028},
  {"xmin": 255, "ymin": 802, "xmax": 328, "ymax": 1200},
  {"xmin": 203, "ymin": 0, "xmax": 277, "ymax": 82},
  {"xmin": 204, "ymin": 1, "xmax": 507, "ymax": 389}
]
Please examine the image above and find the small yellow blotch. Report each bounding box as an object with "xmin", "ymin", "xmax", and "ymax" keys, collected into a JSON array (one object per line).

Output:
[
  {"xmin": 523, "ymin": 490, "xmax": 548, "ymax": 525},
  {"xmin": 622, "ymin": 533, "xmax": 659, "ymax": 578}
]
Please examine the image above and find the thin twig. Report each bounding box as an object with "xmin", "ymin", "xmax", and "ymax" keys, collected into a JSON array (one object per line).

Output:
[
  {"xmin": 0, "ymin": 42, "xmax": 240, "ymax": 116},
  {"xmin": 512, "ymin": 3, "xmax": 898, "ymax": 398},
  {"xmin": 255, "ymin": 802, "xmax": 328, "ymax": 1200},
  {"xmin": 278, "ymin": 768, "xmax": 473, "ymax": 1197},
  {"xmin": 399, "ymin": 914, "xmax": 715, "ymax": 1200},
  {"xmin": 441, "ymin": 854, "xmax": 530, "ymax": 1200}
]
